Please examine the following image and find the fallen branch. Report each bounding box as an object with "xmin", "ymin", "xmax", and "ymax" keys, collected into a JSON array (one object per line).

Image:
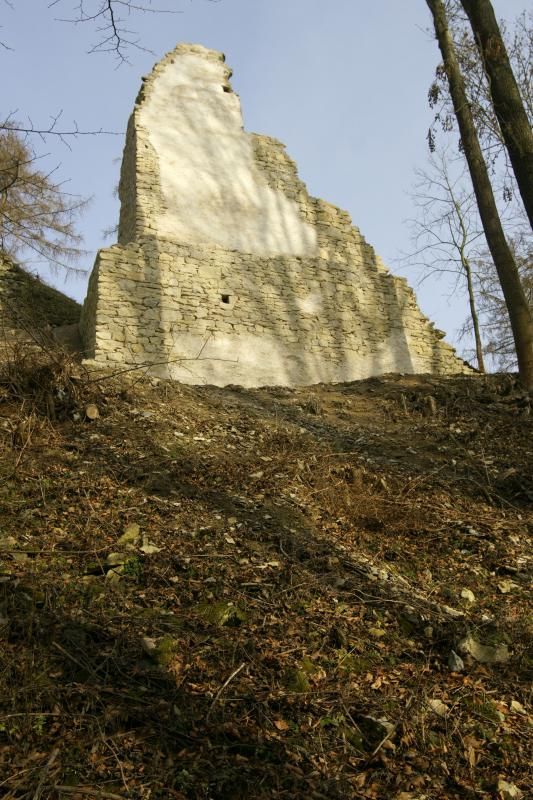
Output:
[
  {"xmin": 207, "ymin": 662, "xmax": 246, "ymax": 720},
  {"xmin": 32, "ymin": 748, "xmax": 60, "ymax": 800}
]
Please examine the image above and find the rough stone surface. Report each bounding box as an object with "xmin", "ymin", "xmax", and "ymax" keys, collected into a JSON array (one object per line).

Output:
[{"xmin": 80, "ymin": 43, "xmax": 472, "ymax": 387}]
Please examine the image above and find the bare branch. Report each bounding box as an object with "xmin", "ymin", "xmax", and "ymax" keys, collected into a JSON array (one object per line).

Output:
[
  {"xmin": 49, "ymin": 0, "xmax": 181, "ymax": 63},
  {"xmin": 0, "ymin": 110, "xmax": 121, "ymax": 147}
]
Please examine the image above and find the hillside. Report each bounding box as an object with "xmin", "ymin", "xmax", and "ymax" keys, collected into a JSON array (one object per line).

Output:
[{"xmin": 0, "ymin": 352, "xmax": 532, "ymax": 799}]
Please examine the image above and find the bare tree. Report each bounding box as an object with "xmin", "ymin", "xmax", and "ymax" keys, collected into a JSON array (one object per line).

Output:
[
  {"xmin": 428, "ymin": 10, "xmax": 532, "ymax": 204},
  {"xmin": 468, "ymin": 234, "xmax": 533, "ymax": 370},
  {"xmin": 459, "ymin": 0, "xmax": 533, "ymax": 230},
  {"xmin": 425, "ymin": 0, "xmax": 533, "ymax": 390},
  {"xmin": 408, "ymin": 148, "xmax": 486, "ymax": 370}
]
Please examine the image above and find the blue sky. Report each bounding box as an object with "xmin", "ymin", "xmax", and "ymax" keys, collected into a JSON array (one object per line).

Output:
[{"xmin": 2, "ymin": 0, "xmax": 528, "ymax": 358}]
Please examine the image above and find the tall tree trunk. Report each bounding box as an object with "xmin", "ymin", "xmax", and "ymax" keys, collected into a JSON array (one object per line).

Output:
[
  {"xmin": 460, "ymin": 0, "xmax": 533, "ymax": 231},
  {"xmin": 425, "ymin": 0, "xmax": 533, "ymax": 391}
]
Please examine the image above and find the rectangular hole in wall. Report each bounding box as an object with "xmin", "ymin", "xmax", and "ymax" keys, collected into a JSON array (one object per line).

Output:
[{"xmin": 221, "ymin": 294, "xmax": 231, "ymax": 304}]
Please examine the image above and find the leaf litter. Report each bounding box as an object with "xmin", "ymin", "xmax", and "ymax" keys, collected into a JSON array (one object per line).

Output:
[{"xmin": 0, "ymin": 357, "xmax": 531, "ymax": 799}]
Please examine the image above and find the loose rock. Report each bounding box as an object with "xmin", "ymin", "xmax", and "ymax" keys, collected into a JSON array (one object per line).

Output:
[
  {"xmin": 497, "ymin": 779, "xmax": 523, "ymax": 799},
  {"xmin": 85, "ymin": 403, "xmax": 99, "ymax": 420},
  {"xmin": 448, "ymin": 650, "xmax": 465, "ymax": 672},
  {"xmin": 428, "ymin": 698, "xmax": 449, "ymax": 717},
  {"xmin": 458, "ymin": 634, "xmax": 510, "ymax": 664},
  {"xmin": 118, "ymin": 523, "xmax": 141, "ymax": 546},
  {"xmin": 460, "ymin": 588, "xmax": 476, "ymax": 605}
]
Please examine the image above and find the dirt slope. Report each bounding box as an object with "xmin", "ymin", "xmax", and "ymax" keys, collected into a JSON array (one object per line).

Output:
[{"xmin": 0, "ymin": 358, "xmax": 531, "ymax": 799}]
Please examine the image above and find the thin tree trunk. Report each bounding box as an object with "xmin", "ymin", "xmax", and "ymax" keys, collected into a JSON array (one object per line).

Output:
[
  {"xmin": 463, "ymin": 254, "xmax": 485, "ymax": 371},
  {"xmin": 448, "ymin": 174, "xmax": 486, "ymax": 372},
  {"xmin": 425, "ymin": 0, "xmax": 533, "ymax": 391},
  {"xmin": 460, "ymin": 0, "xmax": 533, "ymax": 231}
]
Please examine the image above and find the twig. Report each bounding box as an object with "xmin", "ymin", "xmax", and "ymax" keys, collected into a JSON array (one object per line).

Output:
[
  {"xmin": 83, "ymin": 349, "xmax": 238, "ymax": 384},
  {"xmin": 54, "ymin": 788, "xmax": 124, "ymax": 799},
  {"xmin": 364, "ymin": 696, "xmax": 414, "ymax": 764},
  {"xmin": 368, "ymin": 725, "xmax": 396, "ymax": 759},
  {"xmin": 32, "ymin": 748, "xmax": 60, "ymax": 800},
  {"xmin": 0, "ymin": 769, "xmax": 34, "ymax": 791},
  {"xmin": 206, "ymin": 662, "xmax": 246, "ymax": 720},
  {"xmin": 98, "ymin": 727, "xmax": 129, "ymax": 795},
  {"xmin": 52, "ymin": 641, "xmax": 90, "ymax": 674},
  {"xmin": 8, "ymin": 546, "xmax": 110, "ymax": 555}
]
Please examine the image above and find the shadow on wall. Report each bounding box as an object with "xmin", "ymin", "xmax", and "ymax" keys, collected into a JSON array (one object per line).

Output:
[
  {"xmin": 105, "ymin": 235, "xmax": 429, "ymax": 388},
  {"xmin": 137, "ymin": 52, "xmax": 317, "ymax": 258},
  {"xmin": 83, "ymin": 50, "xmax": 466, "ymax": 386}
]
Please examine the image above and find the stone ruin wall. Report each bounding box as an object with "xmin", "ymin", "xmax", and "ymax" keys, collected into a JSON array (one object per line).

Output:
[{"xmin": 80, "ymin": 44, "xmax": 471, "ymax": 386}]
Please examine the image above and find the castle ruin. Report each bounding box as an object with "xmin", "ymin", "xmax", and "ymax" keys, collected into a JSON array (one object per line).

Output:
[{"xmin": 80, "ymin": 44, "xmax": 470, "ymax": 386}]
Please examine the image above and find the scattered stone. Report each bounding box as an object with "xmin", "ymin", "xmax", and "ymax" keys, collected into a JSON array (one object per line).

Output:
[
  {"xmin": 141, "ymin": 635, "xmax": 178, "ymax": 666},
  {"xmin": 458, "ymin": 634, "xmax": 510, "ymax": 664},
  {"xmin": 428, "ymin": 698, "xmax": 449, "ymax": 717},
  {"xmin": 105, "ymin": 552, "xmax": 129, "ymax": 566},
  {"xmin": 141, "ymin": 636, "xmax": 157, "ymax": 656},
  {"xmin": 85, "ymin": 403, "xmax": 99, "ymax": 420},
  {"xmin": 0, "ymin": 536, "xmax": 17, "ymax": 551},
  {"xmin": 497, "ymin": 779, "xmax": 523, "ymax": 799},
  {"xmin": 498, "ymin": 579, "xmax": 517, "ymax": 594},
  {"xmin": 118, "ymin": 523, "xmax": 141, "ymax": 546},
  {"xmin": 140, "ymin": 535, "xmax": 161, "ymax": 554},
  {"xmin": 510, "ymin": 700, "xmax": 527, "ymax": 716},
  {"xmin": 460, "ymin": 588, "xmax": 476, "ymax": 605},
  {"xmin": 441, "ymin": 604, "xmax": 465, "ymax": 619},
  {"xmin": 448, "ymin": 650, "xmax": 465, "ymax": 672},
  {"xmin": 105, "ymin": 567, "xmax": 124, "ymax": 582}
]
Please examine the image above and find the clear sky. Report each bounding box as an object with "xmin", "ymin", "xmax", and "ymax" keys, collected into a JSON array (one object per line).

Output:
[{"xmin": 1, "ymin": 0, "xmax": 528, "ymax": 359}]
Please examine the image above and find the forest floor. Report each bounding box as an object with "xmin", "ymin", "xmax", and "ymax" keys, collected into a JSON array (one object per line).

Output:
[{"xmin": 0, "ymin": 349, "xmax": 532, "ymax": 799}]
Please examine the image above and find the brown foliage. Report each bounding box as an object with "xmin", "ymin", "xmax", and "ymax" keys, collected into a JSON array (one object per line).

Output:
[{"xmin": 0, "ymin": 128, "xmax": 87, "ymax": 268}]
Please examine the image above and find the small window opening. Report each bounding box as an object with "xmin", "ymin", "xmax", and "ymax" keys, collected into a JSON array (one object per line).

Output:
[
  {"xmin": 222, "ymin": 85, "xmax": 233, "ymax": 93},
  {"xmin": 221, "ymin": 294, "xmax": 231, "ymax": 304}
]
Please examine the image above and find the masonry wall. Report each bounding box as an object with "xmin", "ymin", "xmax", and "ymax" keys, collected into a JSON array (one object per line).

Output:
[{"xmin": 80, "ymin": 43, "xmax": 471, "ymax": 386}]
